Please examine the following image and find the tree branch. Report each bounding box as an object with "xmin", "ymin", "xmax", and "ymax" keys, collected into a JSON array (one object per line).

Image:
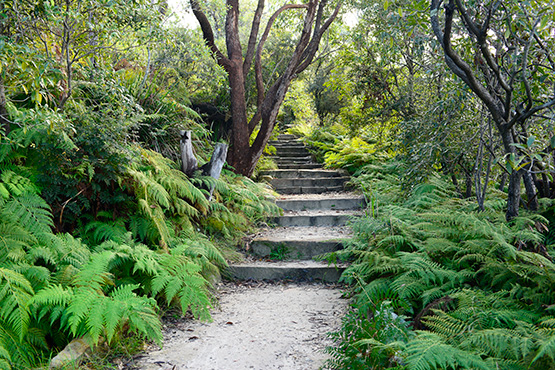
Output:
[
  {"xmin": 190, "ymin": 0, "xmax": 230, "ymax": 69},
  {"xmin": 243, "ymin": 0, "xmax": 265, "ymax": 78},
  {"xmin": 431, "ymin": 0, "xmax": 505, "ymax": 125},
  {"xmin": 254, "ymin": 3, "xmax": 308, "ymax": 108},
  {"xmin": 431, "ymin": 0, "xmax": 472, "ymax": 85},
  {"xmin": 453, "ymin": 0, "xmax": 479, "ymax": 37},
  {"xmin": 521, "ymin": 16, "xmax": 541, "ymax": 112},
  {"xmin": 226, "ymin": 0, "xmax": 243, "ymax": 62},
  {"xmin": 507, "ymin": 98, "xmax": 555, "ymax": 130},
  {"xmin": 296, "ymin": 2, "xmax": 341, "ymax": 74}
]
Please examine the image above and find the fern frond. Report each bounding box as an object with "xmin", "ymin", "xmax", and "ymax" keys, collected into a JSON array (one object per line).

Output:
[
  {"xmin": 0, "ymin": 268, "xmax": 34, "ymax": 340},
  {"xmin": 110, "ymin": 284, "xmax": 162, "ymax": 345},
  {"xmin": 83, "ymin": 219, "xmax": 127, "ymax": 244},
  {"xmin": 0, "ymin": 170, "xmax": 39, "ymax": 198},
  {"xmin": 0, "ymin": 223, "xmax": 35, "ymax": 263},
  {"xmin": 151, "ymin": 254, "xmax": 211, "ymax": 320},
  {"xmin": 1, "ymin": 193, "xmax": 53, "ymax": 237},
  {"xmin": 72, "ymin": 251, "xmax": 114, "ymax": 291},
  {"xmin": 405, "ymin": 331, "xmax": 493, "ymax": 370},
  {"xmin": 29, "ymin": 284, "xmax": 73, "ymax": 324},
  {"xmin": 531, "ymin": 331, "xmax": 555, "ymax": 365},
  {"xmin": 0, "ymin": 324, "xmax": 39, "ymax": 370},
  {"xmin": 465, "ymin": 328, "xmax": 536, "ymax": 361},
  {"xmin": 0, "ymin": 342, "xmax": 10, "ymax": 370},
  {"xmin": 51, "ymin": 233, "xmax": 91, "ymax": 269}
]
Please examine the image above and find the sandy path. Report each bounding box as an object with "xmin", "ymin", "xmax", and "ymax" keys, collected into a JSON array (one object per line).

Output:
[{"xmin": 131, "ymin": 282, "xmax": 347, "ymax": 370}]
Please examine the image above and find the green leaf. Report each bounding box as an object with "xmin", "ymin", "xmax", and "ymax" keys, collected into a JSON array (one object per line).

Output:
[
  {"xmin": 531, "ymin": 333, "xmax": 555, "ymax": 364},
  {"xmin": 527, "ymin": 135, "xmax": 535, "ymax": 148},
  {"xmin": 0, "ymin": 184, "xmax": 9, "ymax": 199},
  {"xmin": 34, "ymin": 91, "xmax": 42, "ymax": 105}
]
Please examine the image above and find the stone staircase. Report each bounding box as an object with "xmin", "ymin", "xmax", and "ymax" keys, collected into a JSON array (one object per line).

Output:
[{"xmin": 229, "ymin": 134, "xmax": 364, "ymax": 283}]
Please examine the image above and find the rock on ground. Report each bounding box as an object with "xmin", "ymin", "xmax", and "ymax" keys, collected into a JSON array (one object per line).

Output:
[{"xmin": 130, "ymin": 282, "xmax": 347, "ymax": 370}]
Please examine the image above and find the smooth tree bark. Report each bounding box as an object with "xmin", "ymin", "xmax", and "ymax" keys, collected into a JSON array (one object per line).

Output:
[
  {"xmin": 430, "ymin": 0, "xmax": 555, "ymax": 220},
  {"xmin": 190, "ymin": 0, "xmax": 341, "ymax": 177}
]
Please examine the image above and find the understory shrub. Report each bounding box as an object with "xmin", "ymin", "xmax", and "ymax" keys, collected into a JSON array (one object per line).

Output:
[
  {"xmin": 0, "ymin": 108, "xmax": 279, "ymax": 369},
  {"xmin": 325, "ymin": 162, "xmax": 555, "ymax": 370}
]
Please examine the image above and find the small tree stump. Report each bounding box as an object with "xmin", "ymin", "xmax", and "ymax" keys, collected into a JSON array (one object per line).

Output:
[
  {"xmin": 201, "ymin": 143, "xmax": 228, "ymax": 200},
  {"xmin": 201, "ymin": 142, "xmax": 228, "ymax": 179},
  {"xmin": 180, "ymin": 130, "xmax": 198, "ymax": 176},
  {"xmin": 179, "ymin": 130, "xmax": 228, "ymax": 200}
]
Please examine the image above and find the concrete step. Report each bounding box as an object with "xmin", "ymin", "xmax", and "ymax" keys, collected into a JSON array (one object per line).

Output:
[
  {"xmin": 272, "ymin": 155, "xmax": 313, "ymax": 163},
  {"xmin": 262, "ymin": 169, "xmax": 345, "ymax": 179},
  {"xmin": 269, "ymin": 141, "xmax": 305, "ymax": 147},
  {"xmin": 273, "ymin": 185, "xmax": 346, "ymax": 194},
  {"xmin": 276, "ymin": 148, "xmax": 311, "ymax": 157},
  {"xmin": 276, "ymin": 196, "xmax": 365, "ymax": 211},
  {"xmin": 229, "ymin": 260, "xmax": 345, "ymax": 283},
  {"xmin": 273, "ymin": 211, "xmax": 358, "ymax": 227},
  {"xmin": 271, "ymin": 177, "xmax": 349, "ymax": 189},
  {"xmin": 250, "ymin": 238, "xmax": 344, "ymax": 260},
  {"xmin": 278, "ymin": 163, "xmax": 322, "ymax": 169},
  {"xmin": 277, "ymin": 134, "xmax": 298, "ymax": 140}
]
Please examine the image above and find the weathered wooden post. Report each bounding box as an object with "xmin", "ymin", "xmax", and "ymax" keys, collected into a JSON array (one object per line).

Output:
[
  {"xmin": 201, "ymin": 143, "xmax": 228, "ymax": 201},
  {"xmin": 180, "ymin": 130, "xmax": 198, "ymax": 176},
  {"xmin": 180, "ymin": 130, "xmax": 228, "ymax": 200}
]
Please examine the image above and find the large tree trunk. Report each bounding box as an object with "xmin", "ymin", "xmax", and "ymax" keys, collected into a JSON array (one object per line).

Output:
[
  {"xmin": 191, "ymin": 0, "xmax": 341, "ymax": 177},
  {"xmin": 227, "ymin": 61, "xmax": 252, "ymax": 174},
  {"xmin": 506, "ymin": 170, "xmax": 522, "ymax": 220}
]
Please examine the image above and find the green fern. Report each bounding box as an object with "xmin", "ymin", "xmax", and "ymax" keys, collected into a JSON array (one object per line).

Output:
[
  {"xmin": 0, "ymin": 268, "xmax": 34, "ymax": 340},
  {"xmin": 0, "ymin": 344, "xmax": 10, "ymax": 370},
  {"xmin": 30, "ymin": 250, "xmax": 163, "ymax": 346},
  {"xmin": 405, "ymin": 331, "xmax": 492, "ymax": 370},
  {"xmin": 1, "ymin": 193, "xmax": 53, "ymax": 237},
  {"xmin": 94, "ymin": 236, "xmax": 216, "ymax": 320},
  {"xmin": 532, "ymin": 330, "xmax": 555, "ymax": 365},
  {"xmin": 336, "ymin": 163, "xmax": 555, "ymax": 369},
  {"xmin": 151, "ymin": 252, "xmax": 211, "ymax": 320}
]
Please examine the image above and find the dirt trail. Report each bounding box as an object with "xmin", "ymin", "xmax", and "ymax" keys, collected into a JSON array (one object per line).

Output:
[
  {"xmin": 129, "ymin": 134, "xmax": 355, "ymax": 370},
  {"xmin": 131, "ymin": 282, "xmax": 347, "ymax": 370}
]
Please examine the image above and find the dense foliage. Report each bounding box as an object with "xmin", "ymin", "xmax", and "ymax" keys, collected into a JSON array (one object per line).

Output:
[
  {"xmin": 2, "ymin": 0, "xmax": 555, "ymax": 367},
  {"xmin": 322, "ymin": 159, "xmax": 555, "ymax": 369},
  {"xmin": 0, "ymin": 91, "xmax": 279, "ymax": 369},
  {"xmin": 0, "ymin": 0, "xmax": 281, "ymax": 368}
]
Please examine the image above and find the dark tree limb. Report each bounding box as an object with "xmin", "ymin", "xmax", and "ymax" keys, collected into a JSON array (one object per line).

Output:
[
  {"xmin": 243, "ymin": 0, "xmax": 265, "ymax": 78},
  {"xmin": 254, "ymin": 4, "xmax": 308, "ymax": 108},
  {"xmin": 190, "ymin": 0, "xmax": 230, "ymax": 69},
  {"xmin": 296, "ymin": 2, "xmax": 341, "ymax": 74}
]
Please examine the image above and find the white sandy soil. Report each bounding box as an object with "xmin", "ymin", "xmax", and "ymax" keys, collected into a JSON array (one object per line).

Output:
[{"xmin": 130, "ymin": 282, "xmax": 347, "ymax": 370}]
